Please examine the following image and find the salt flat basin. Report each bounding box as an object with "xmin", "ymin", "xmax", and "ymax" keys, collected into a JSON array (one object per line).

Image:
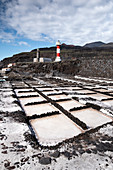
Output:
[
  {"xmin": 57, "ymin": 100, "xmax": 84, "ymax": 111},
  {"xmin": 58, "ymin": 87, "xmax": 83, "ymax": 90},
  {"xmin": 107, "ymin": 86, "xmax": 113, "ymax": 90},
  {"xmin": 102, "ymin": 100, "xmax": 113, "ymax": 107},
  {"xmin": 83, "ymin": 86, "xmax": 97, "ymax": 89},
  {"xmin": 24, "ymin": 103, "xmax": 59, "ymax": 116},
  {"xmin": 15, "ymin": 88, "xmax": 34, "ymax": 93},
  {"xmin": 75, "ymin": 90, "xmax": 95, "ymax": 94},
  {"xmin": 94, "ymin": 88, "xmax": 112, "ymax": 93},
  {"xmin": 88, "ymin": 93, "xmax": 111, "ymax": 100},
  {"xmin": 49, "ymin": 94, "xmax": 70, "ymax": 100},
  {"xmin": 19, "ymin": 96, "xmax": 46, "ymax": 106},
  {"xmin": 54, "ymin": 87, "xmax": 83, "ymax": 91},
  {"xmin": 15, "ymin": 91, "xmax": 38, "ymax": 97},
  {"xmin": 43, "ymin": 90, "xmax": 61, "ymax": 95},
  {"xmin": 36, "ymin": 88, "xmax": 53, "ymax": 91},
  {"xmin": 12, "ymin": 82, "xmax": 28, "ymax": 87},
  {"xmin": 30, "ymin": 114, "xmax": 83, "ymax": 146},
  {"xmin": 71, "ymin": 108, "xmax": 112, "ymax": 128}
]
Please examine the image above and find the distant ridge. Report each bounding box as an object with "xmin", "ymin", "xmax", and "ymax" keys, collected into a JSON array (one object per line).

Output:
[
  {"xmin": 83, "ymin": 41, "xmax": 105, "ymax": 48},
  {"xmin": 31, "ymin": 41, "xmax": 113, "ymax": 52},
  {"xmin": 101, "ymin": 42, "xmax": 113, "ymax": 48},
  {"xmin": 31, "ymin": 43, "xmax": 82, "ymax": 52},
  {"xmin": 61, "ymin": 43, "xmax": 82, "ymax": 49}
]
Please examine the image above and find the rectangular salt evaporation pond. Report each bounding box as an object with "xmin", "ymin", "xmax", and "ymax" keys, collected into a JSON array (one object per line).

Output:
[
  {"xmin": 88, "ymin": 93, "xmax": 111, "ymax": 101},
  {"xmin": 58, "ymin": 87, "xmax": 83, "ymax": 90},
  {"xmin": 54, "ymin": 87, "xmax": 82, "ymax": 91},
  {"xmin": 19, "ymin": 96, "xmax": 46, "ymax": 106},
  {"xmin": 107, "ymin": 86, "xmax": 113, "ymax": 90},
  {"xmin": 36, "ymin": 88, "xmax": 53, "ymax": 91},
  {"xmin": 71, "ymin": 108, "xmax": 112, "ymax": 128},
  {"xmin": 30, "ymin": 114, "xmax": 83, "ymax": 146},
  {"xmin": 94, "ymin": 88, "xmax": 112, "ymax": 93},
  {"xmin": 49, "ymin": 94, "xmax": 70, "ymax": 100},
  {"xmin": 26, "ymin": 81, "xmax": 39, "ymax": 85},
  {"xmin": 102, "ymin": 100, "xmax": 113, "ymax": 107},
  {"xmin": 12, "ymin": 82, "xmax": 27, "ymax": 86},
  {"xmin": 24, "ymin": 103, "xmax": 59, "ymax": 116},
  {"xmin": 57, "ymin": 100, "xmax": 84, "ymax": 111},
  {"xmin": 15, "ymin": 91, "xmax": 38, "ymax": 97},
  {"xmin": 43, "ymin": 90, "xmax": 60, "ymax": 95},
  {"xmin": 75, "ymin": 89, "xmax": 95, "ymax": 94},
  {"xmin": 15, "ymin": 88, "xmax": 34, "ymax": 93},
  {"xmin": 83, "ymin": 86, "xmax": 97, "ymax": 89}
]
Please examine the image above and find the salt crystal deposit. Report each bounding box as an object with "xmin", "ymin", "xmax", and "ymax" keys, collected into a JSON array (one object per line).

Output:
[
  {"xmin": 57, "ymin": 100, "xmax": 84, "ymax": 111},
  {"xmin": 30, "ymin": 114, "xmax": 83, "ymax": 146},
  {"xmin": 71, "ymin": 108, "xmax": 112, "ymax": 128}
]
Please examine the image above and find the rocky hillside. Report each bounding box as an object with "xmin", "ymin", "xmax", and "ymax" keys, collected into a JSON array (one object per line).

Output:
[{"xmin": 1, "ymin": 41, "xmax": 113, "ymax": 67}]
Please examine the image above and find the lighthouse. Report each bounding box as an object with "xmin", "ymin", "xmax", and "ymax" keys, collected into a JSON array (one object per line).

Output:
[{"xmin": 55, "ymin": 40, "xmax": 61, "ymax": 62}]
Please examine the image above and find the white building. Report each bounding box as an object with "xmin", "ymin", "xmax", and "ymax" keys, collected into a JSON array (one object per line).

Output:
[{"xmin": 39, "ymin": 58, "xmax": 52, "ymax": 63}]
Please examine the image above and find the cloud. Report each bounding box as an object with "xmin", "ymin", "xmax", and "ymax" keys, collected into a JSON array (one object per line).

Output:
[
  {"xmin": 0, "ymin": 29, "xmax": 15, "ymax": 43},
  {"xmin": 1, "ymin": 0, "xmax": 113, "ymax": 45},
  {"xmin": 18, "ymin": 41, "xmax": 29, "ymax": 46}
]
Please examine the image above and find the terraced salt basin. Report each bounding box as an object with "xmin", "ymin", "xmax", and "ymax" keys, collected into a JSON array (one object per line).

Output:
[
  {"xmin": 15, "ymin": 88, "xmax": 38, "ymax": 97},
  {"xmin": 12, "ymin": 82, "xmax": 28, "ymax": 87},
  {"xmin": 57, "ymin": 100, "xmax": 84, "ymax": 111},
  {"xmin": 102, "ymin": 100, "xmax": 113, "ymax": 107},
  {"xmin": 30, "ymin": 114, "xmax": 83, "ymax": 146},
  {"xmin": 17, "ymin": 92, "xmax": 38, "ymax": 97},
  {"xmin": 43, "ymin": 90, "xmax": 61, "ymax": 95},
  {"xmin": 107, "ymin": 86, "xmax": 113, "ymax": 90},
  {"xmin": 19, "ymin": 96, "xmax": 46, "ymax": 106},
  {"xmin": 88, "ymin": 93, "xmax": 112, "ymax": 100},
  {"xmin": 14, "ymin": 88, "xmax": 33, "ymax": 92},
  {"xmin": 49, "ymin": 94, "xmax": 70, "ymax": 100},
  {"xmin": 74, "ymin": 89, "xmax": 95, "ymax": 94},
  {"xmin": 55, "ymin": 87, "xmax": 83, "ymax": 90},
  {"xmin": 24, "ymin": 103, "xmax": 59, "ymax": 116},
  {"xmin": 37, "ymin": 88, "xmax": 53, "ymax": 91},
  {"xmin": 71, "ymin": 108, "xmax": 112, "ymax": 128},
  {"xmin": 94, "ymin": 88, "xmax": 113, "ymax": 93},
  {"xmin": 83, "ymin": 86, "xmax": 97, "ymax": 89}
]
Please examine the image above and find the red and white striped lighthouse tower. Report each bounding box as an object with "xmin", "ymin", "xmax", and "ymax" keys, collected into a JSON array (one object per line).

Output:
[{"xmin": 55, "ymin": 40, "xmax": 61, "ymax": 62}]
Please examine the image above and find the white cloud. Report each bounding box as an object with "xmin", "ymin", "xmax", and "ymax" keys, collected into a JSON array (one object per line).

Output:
[
  {"xmin": 18, "ymin": 41, "xmax": 29, "ymax": 46},
  {"xmin": 1, "ymin": 0, "xmax": 113, "ymax": 45},
  {"xmin": 0, "ymin": 29, "xmax": 15, "ymax": 43}
]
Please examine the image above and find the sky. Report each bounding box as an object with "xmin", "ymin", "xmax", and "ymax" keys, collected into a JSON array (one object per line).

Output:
[{"xmin": 0, "ymin": 0, "xmax": 113, "ymax": 60}]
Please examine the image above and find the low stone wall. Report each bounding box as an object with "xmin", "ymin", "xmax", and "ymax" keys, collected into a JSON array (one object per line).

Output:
[
  {"xmin": 78, "ymin": 56, "xmax": 113, "ymax": 78},
  {"xmin": 13, "ymin": 56, "xmax": 113, "ymax": 79}
]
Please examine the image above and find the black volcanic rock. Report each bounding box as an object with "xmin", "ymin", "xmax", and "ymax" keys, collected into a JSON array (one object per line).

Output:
[
  {"xmin": 50, "ymin": 150, "xmax": 60, "ymax": 158},
  {"xmin": 39, "ymin": 157, "xmax": 51, "ymax": 165}
]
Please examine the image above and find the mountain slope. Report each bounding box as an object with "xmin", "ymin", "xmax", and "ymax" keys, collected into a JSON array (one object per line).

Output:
[
  {"xmin": 101, "ymin": 42, "xmax": 113, "ymax": 48},
  {"xmin": 83, "ymin": 41, "xmax": 105, "ymax": 48}
]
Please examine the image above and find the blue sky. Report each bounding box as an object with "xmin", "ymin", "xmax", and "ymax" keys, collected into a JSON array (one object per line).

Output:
[{"xmin": 0, "ymin": 0, "xmax": 113, "ymax": 61}]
